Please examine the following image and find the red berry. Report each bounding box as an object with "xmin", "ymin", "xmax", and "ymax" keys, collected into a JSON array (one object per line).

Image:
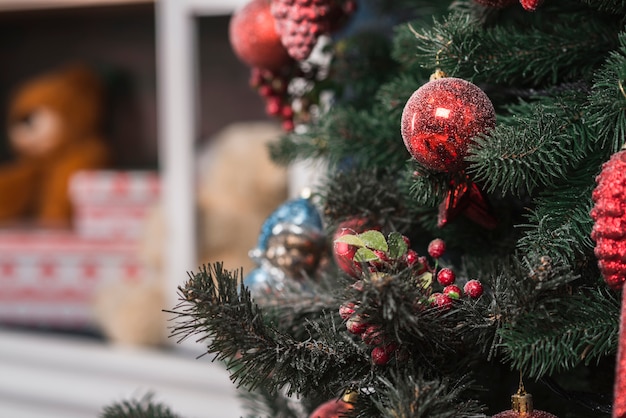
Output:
[
  {"xmin": 346, "ymin": 315, "xmax": 367, "ymax": 335},
  {"xmin": 265, "ymin": 97, "xmax": 282, "ymax": 115},
  {"xmin": 416, "ymin": 256, "xmax": 431, "ymax": 274},
  {"xmin": 371, "ymin": 346, "xmax": 390, "ymax": 365},
  {"xmin": 464, "ymin": 280, "xmax": 484, "ymax": 299},
  {"xmin": 428, "ymin": 238, "xmax": 446, "ymax": 259},
  {"xmin": 402, "ymin": 235, "xmax": 411, "ymax": 247},
  {"xmin": 361, "ymin": 325, "xmax": 384, "ymax": 346},
  {"xmin": 429, "ymin": 292, "xmax": 453, "ymax": 310},
  {"xmin": 339, "ymin": 302, "xmax": 356, "ymax": 320},
  {"xmin": 281, "ymin": 119, "xmax": 295, "ymax": 132},
  {"xmin": 443, "ymin": 284, "xmax": 462, "ymax": 299},
  {"xmin": 405, "ymin": 249, "xmax": 419, "ymax": 266},
  {"xmin": 249, "ymin": 68, "xmax": 264, "ymax": 87},
  {"xmin": 258, "ymin": 84, "xmax": 274, "ymax": 97},
  {"xmin": 281, "ymin": 104, "xmax": 294, "ymax": 118},
  {"xmin": 437, "ymin": 268, "xmax": 456, "ymax": 286}
]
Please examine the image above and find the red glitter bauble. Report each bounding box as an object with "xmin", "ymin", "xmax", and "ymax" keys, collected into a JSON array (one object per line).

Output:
[
  {"xmin": 309, "ymin": 397, "xmax": 354, "ymax": 418},
  {"xmin": 590, "ymin": 149, "xmax": 626, "ymax": 290},
  {"xmin": 492, "ymin": 410, "xmax": 558, "ymax": 418},
  {"xmin": 229, "ymin": 0, "xmax": 292, "ymax": 70},
  {"xmin": 473, "ymin": 0, "xmax": 517, "ymax": 7},
  {"xmin": 400, "ymin": 77, "xmax": 496, "ymax": 172}
]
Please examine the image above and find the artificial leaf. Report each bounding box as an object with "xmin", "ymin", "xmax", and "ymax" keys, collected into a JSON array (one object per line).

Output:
[
  {"xmin": 354, "ymin": 247, "xmax": 380, "ymax": 262},
  {"xmin": 358, "ymin": 230, "xmax": 388, "ymax": 252},
  {"xmin": 387, "ymin": 232, "xmax": 408, "ymax": 258}
]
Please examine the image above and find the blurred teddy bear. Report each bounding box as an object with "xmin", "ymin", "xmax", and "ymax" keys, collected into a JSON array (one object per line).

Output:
[
  {"xmin": 93, "ymin": 121, "xmax": 288, "ymax": 347},
  {"xmin": 0, "ymin": 63, "xmax": 111, "ymax": 228},
  {"xmin": 196, "ymin": 121, "xmax": 289, "ymax": 273}
]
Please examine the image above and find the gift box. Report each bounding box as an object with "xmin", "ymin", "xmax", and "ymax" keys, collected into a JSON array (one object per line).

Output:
[
  {"xmin": 69, "ymin": 170, "xmax": 161, "ymax": 240},
  {"xmin": 0, "ymin": 230, "xmax": 145, "ymax": 329}
]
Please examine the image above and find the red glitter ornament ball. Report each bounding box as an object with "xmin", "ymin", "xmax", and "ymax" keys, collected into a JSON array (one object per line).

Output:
[
  {"xmin": 229, "ymin": 0, "xmax": 292, "ymax": 71},
  {"xmin": 590, "ymin": 149, "xmax": 626, "ymax": 290},
  {"xmin": 492, "ymin": 410, "xmax": 558, "ymax": 418},
  {"xmin": 400, "ymin": 77, "xmax": 496, "ymax": 172}
]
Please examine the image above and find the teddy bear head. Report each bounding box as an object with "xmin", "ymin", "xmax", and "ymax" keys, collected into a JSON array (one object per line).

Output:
[{"xmin": 7, "ymin": 64, "xmax": 104, "ymax": 159}]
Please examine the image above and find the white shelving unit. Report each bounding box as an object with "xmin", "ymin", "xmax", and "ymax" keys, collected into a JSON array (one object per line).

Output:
[{"xmin": 0, "ymin": 0, "xmax": 152, "ymax": 11}]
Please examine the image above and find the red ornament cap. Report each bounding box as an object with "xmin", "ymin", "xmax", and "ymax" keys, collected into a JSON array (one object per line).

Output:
[
  {"xmin": 401, "ymin": 77, "xmax": 496, "ymax": 173},
  {"xmin": 229, "ymin": 0, "xmax": 293, "ymax": 70},
  {"xmin": 591, "ymin": 149, "xmax": 626, "ymax": 290},
  {"xmin": 493, "ymin": 381, "xmax": 558, "ymax": 418}
]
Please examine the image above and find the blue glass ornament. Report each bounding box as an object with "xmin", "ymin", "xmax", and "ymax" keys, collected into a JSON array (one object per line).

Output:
[
  {"xmin": 243, "ymin": 267, "xmax": 283, "ymax": 299},
  {"xmin": 253, "ymin": 197, "xmax": 323, "ymax": 255}
]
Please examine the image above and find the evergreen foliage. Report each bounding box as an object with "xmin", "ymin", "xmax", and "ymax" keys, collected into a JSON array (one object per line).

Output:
[{"xmin": 108, "ymin": 0, "xmax": 626, "ymax": 416}]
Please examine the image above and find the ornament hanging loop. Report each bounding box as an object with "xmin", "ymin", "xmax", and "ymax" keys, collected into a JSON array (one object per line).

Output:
[
  {"xmin": 430, "ymin": 40, "xmax": 453, "ymax": 81},
  {"xmin": 619, "ymin": 79, "xmax": 626, "ymax": 100}
]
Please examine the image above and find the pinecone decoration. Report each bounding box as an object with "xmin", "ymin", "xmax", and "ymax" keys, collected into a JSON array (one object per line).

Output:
[
  {"xmin": 590, "ymin": 148, "xmax": 626, "ymax": 290},
  {"xmin": 271, "ymin": 0, "xmax": 341, "ymax": 61}
]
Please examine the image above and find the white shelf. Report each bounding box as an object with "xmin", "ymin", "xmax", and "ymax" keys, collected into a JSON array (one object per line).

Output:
[
  {"xmin": 0, "ymin": 0, "xmax": 154, "ymax": 11},
  {"xmin": 0, "ymin": 327, "xmax": 245, "ymax": 418}
]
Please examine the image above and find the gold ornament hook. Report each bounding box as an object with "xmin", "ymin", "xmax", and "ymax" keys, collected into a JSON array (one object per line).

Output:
[{"xmin": 511, "ymin": 372, "xmax": 534, "ymax": 414}]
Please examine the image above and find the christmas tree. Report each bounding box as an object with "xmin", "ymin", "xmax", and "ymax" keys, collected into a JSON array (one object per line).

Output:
[{"xmin": 105, "ymin": 0, "xmax": 626, "ymax": 417}]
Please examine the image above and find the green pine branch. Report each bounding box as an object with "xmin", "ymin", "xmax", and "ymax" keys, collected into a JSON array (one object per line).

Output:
[
  {"xmin": 100, "ymin": 394, "xmax": 181, "ymax": 418},
  {"xmin": 370, "ymin": 373, "xmax": 487, "ymax": 418},
  {"xmin": 404, "ymin": 8, "xmax": 619, "ymax": 86},
  {"xmin": 466, "ymin": 92, "xmax": 593, "ymax": 196},
  {"xmin": 517, "ymin": 171, "xmax": 597, "ymax": 264},
  {"xmin": 168, "ymin": 264, "xmax": 369, "ymax": 399},
  {"xmin": 585, "ymin": 31, "xmax": 626, "ymax": 153},
  {"xmin": 498, "ymin": 288, "xmax": 619, "ymax": 378},
  {"xmin": 578, "ymin": 0, "xmax": 626, "ymax": 14}
]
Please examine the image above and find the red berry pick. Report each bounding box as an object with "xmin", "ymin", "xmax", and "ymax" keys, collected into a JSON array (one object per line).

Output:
[
  {"xmin": 437, "ymin": 268, "xmax": 456, "ymax": 286},
  {"xmin": 464, "ymin": 280, "xmax": 484, "ymax": 299},
  {"xmin": 428, "ymin": 238, "xmax": 446, "ymax": 259},
  {"xmin": 443, "ymin": 285, "xmax": 462, "ymax": 299}
]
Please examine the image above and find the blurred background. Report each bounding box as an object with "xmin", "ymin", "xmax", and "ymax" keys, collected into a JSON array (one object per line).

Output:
[{"xmin": 0, "ymin": 0, "xmax": 302, "ymax": 416}]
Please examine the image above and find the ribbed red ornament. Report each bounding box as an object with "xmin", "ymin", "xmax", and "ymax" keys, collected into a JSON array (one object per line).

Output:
[
  {"xmin": 271, "ymin": 0, "xmax": 354, "ymax": 61},
  {"xmin": 591, "ymin": 148, "xmax": 626, "ymax": 418},
  {"xmin": 591, "ymin": 149, "xmax": 626, "ymax": 290},
  {"xmin": 229, "ymin": 0, "xmax": 293, "ymax": 70}
]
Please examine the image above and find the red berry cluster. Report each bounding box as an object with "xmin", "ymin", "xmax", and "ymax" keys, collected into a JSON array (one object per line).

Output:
[
  {"xmin": 339, "ymin": 301, "xmax": 400, "ymax": 366},
  {"xmin": 249, "ymin": 67, "xmax": 296, "ymax": 132},
  {"xmin": 426, "ymin": 238, "xmax": 484, "ymax": 311}
]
